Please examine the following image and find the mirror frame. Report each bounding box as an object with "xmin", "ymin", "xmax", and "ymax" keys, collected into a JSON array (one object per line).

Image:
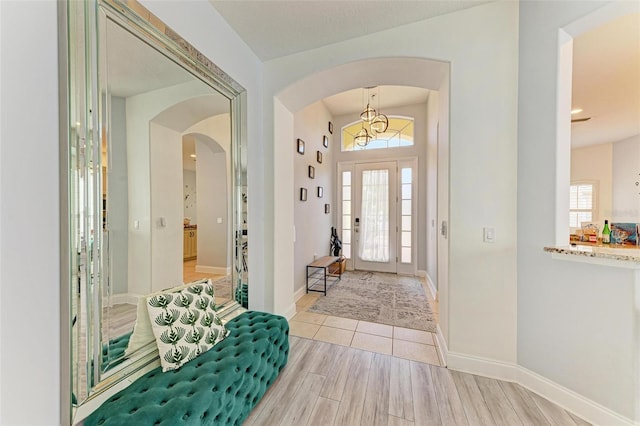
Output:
[{"xmin": 59, "ymin": 0, "xmax": 248, "ymax": 423}]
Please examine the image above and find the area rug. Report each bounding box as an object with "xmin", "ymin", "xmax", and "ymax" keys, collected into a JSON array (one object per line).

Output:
[{"xmin": 307, "ymin": 271, "xmax": 437, "ymax": 332}]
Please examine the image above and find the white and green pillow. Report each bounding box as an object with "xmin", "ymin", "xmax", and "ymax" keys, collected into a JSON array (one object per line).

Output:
[{"xmin": 146, "ymin": 280, "xmax": 229, "ymax": 372}]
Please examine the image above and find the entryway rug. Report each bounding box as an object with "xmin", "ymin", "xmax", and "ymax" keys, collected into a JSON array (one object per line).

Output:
[{"xmin": 307, "ymin": 270, "xmax": 437, "ymax": 332}]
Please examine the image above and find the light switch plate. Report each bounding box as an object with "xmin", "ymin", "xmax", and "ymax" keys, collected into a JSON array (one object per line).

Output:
[{"xmin": 483, "ymin": 227, "xmax": 495, "ymax": 243}]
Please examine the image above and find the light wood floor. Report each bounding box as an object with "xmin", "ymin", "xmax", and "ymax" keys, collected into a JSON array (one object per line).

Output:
[
  {"xmin": 245, "ymin": 336, "xmax": 591, "ymax": 426},
  {"xmin": 183, "ymin": 259, "xmax": 226, "ymax": 283}
]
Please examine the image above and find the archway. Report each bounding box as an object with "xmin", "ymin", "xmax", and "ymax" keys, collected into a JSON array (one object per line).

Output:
[{"xmin": 272, "ymin": 57, "xmax": 451, "ymax": 349}]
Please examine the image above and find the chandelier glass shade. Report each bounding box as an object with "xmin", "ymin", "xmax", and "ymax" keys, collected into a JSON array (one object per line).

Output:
[
  {"xmin": 370, "ymin": 113, "xmax": 388, "ymax": 133},
  {"xmin": 360, "ymin": 103, "xmax": 377, "ymax": 122},
  {"xmin": 355, "ymin": 87, "xmax": 389, "ymax": 147},
  {"xmin": 354, "ymin": 126, "xmax": 373, "ymax": 146}
]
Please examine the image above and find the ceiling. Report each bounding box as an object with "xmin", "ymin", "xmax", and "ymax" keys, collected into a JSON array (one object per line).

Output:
[
  {"xmin": 107, "ymin": 20, "xmax": 192, "ymax": 97},
  {"xmin": 209, "ymin": 0, "xmax": 491, "ymax": 61},
  {"xmin": 209, "ymin": 2, "xmax": 639, "ymax": 148},
  {"xmin": 323, "ymin": 85, "xmax": 430, "ymax": 117},
  {"xmin": 571, "ymin": 13, "xmax": 640, "ymax": 148}
]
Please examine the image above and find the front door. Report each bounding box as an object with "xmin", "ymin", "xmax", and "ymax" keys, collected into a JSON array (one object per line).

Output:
[{"xmin": 353, "ymin": 162, "xmax": 397, "ymax": 273}]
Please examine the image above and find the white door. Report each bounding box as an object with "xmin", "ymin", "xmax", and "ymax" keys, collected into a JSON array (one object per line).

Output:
[{"xmin": 353, "ymin": 162, "xmax": 397, "ymax": 273}]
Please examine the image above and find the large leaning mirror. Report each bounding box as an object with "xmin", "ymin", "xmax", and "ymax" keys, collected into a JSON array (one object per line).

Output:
[{"xmin": 61, "ymin": 0, "xmax": 248, "ymax": 422}]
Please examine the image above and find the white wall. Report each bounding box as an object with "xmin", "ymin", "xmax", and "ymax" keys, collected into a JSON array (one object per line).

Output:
[
  {"xmin": 141, "ymin": 0, "xmax": 266, "ymax": 311},
  {"xmin": 273, "ymin": 98, "xmax": 296, "ymax": 316},
  {"xmin": 426, "ymin": 92, "xmax": 439, "ymax": 289},
  {"xmin": 0, "ymin": 1, "xmax": 60, "ymax": 423},
  {"xmin": 196, "ymin": 141, "xmax": 228, "ymax": 271},
  {"xmin": 518, "ymin": 1, "xmax": 638, "ymax": 421},
  {"xmin": 183, "ymin": 169, "xmax": 197, "ymax": 224},
  {"xmin": 127, "ymin": 83, "xmax": 232, "ymax": 298},
  {"xmin": 110, "ymin": 96, "xmax": 129, "ymax": 295},
  {"xmin": 126, "ymin": 81, "xmax": 217, "ymax": 295},
  {"xmin": 436, "ymin": 73, "xmax": 450, "ymax": 347},
  {"xmin": 266, "ymin": 1, "xmax": 518, "ymax": 365},
  {"xmin": 150, "ymin": 122, "xmax": 184, "ymax": 291},
  {"xmin": 570, "ymin": 143, "xmax": 613, "ymax": 225},
  {"xmin": 187, "ymin": 114, "xmax": 232, "ymax": 272},
  {"xmin": 293, "ymin": 101, "xmax": 334, "ymax": 293},
  {"xmin": 612, "ymin": 134, "xmax": 640, "ymax": 222}
]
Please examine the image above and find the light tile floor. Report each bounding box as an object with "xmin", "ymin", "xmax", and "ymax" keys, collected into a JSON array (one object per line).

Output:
[{"xmin": 291, "ymin": 291, "xmax": 443, "ymax": 367}]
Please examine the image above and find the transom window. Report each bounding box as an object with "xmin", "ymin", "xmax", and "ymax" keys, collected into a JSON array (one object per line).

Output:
[{"xmin": 341, "ymin": 116, "xmax": 414, "ymax": 152}]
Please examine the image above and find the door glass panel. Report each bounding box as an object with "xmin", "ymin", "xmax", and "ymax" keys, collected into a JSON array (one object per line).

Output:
[
  {"xmin": 402, "ymin": 199, "xmax": 411, "ymax": 215},
  {"xmin": 341, "ymin": 171, "xmax": 352, "ymax": 259},
  {"xmin": 342, "ymin": 200, "xmax": 351, "ymax": 215},
  {"xmin": 359, "ymin": 170, "xmax": 389, "ymax": 262},
  {"xmin": 401, "ymin": 168, "xmax": 412, "ymax": 184},
  {"xmin": 400, "ymin": 167, "xmax": 412, "ymax": 264},
  {"xmin": 402, "ymin": 183, "xmax": 411, "ymax": 199},
  {"xmin": 401, "ymin": 231, "xmax": 411, "ymax": 246},
  {"xmin": 401, "ymin": 247, "xmax": 411, "ymax": 262}
]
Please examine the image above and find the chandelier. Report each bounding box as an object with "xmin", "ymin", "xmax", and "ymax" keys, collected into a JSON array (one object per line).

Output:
[{"xmin": 354, "ymin": 87, "xmax": 389, "ymax": 147}]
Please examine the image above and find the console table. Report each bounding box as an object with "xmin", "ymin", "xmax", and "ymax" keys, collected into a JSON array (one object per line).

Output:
[{"xmin": 306, "ymin": 256, "xmax": 342, "ymax": 295}]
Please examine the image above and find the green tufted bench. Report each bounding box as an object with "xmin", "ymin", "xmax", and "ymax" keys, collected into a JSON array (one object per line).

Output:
[{"xmin": 83, "ymin": 311, "xmax": 289, "ymax": 426}]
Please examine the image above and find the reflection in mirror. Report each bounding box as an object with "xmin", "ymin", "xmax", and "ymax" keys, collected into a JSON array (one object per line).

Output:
[{"xmin": 66, "ymin": 0, "xmax": 247, "ymax": 417}]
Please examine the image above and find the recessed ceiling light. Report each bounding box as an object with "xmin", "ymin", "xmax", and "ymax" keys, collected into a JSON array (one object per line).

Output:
[
  {"xmin": 571, "ymin": 108, "xmax": 583, "ymax": 115},
  {"xmin": 190, "ymin": 154, "xmax": 196, "ymax": 158}
]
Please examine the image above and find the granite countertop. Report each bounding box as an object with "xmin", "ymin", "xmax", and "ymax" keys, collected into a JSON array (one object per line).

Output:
[{"xmin": 544, "ymin": 244, "xmax": 640, "ymax": 264}]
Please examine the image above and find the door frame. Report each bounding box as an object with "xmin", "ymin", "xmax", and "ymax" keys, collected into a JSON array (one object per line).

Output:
[{"xmin": 337, "ymin": 157, "xmax": 418, "ymax": 275}]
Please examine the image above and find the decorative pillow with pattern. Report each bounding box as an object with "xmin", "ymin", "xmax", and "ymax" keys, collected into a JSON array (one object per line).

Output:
[{"xmin": 146, "ymin": 280, "xmax": 229, "ymax": 372}]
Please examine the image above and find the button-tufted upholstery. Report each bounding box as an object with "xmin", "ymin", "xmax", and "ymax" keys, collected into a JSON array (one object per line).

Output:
[
  {"xmin": 102, "ymin": 331, "xmax": 132, "ymax": 372},
  {"xmin": 83, "ymin": 311, "xmax": 289, "ymax": 426}
]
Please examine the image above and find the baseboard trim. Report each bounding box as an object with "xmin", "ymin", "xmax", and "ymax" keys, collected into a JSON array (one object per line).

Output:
[
  {"xmin": 517, "ymin": 366, "xmax": 636, "ymax": 426},
  {"xmin": 425, "ymin": 272, "xmax": 438, "ymax": 301},
  {"xmin": 447, "ymin": 351, "xmax": 636, "ymax": 426},
  {"xmin": 281, "ymin": 303, "xmax": 297, "ymax": 321},
  {"xmin": 435, "ymin": 323, "xmax": 448, "ymax": 366},
  {"xmin": 447, "ymin": 351, "xmax": 518, "ymax": 382},
  {"xmin": 294, "ymin": 286, "xmax": 306, "ymax": 303},
  {"xmin": 105, "ymin": 293, "xmax": 139, "ymax": 306},
  {"xmin": 195, "ymin": 265, "xmax": 231, "ymax": 275}
]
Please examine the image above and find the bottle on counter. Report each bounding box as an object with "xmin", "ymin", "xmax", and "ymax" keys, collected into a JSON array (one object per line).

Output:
[{"xmin": 602, "ymin": 219, "xmax": 611, "ymax": 244}]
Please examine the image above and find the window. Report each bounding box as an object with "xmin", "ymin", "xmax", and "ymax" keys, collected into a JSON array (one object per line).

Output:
[
  {"xmin": 400, "ymin": 167, "xmax": 412, "ymax": 263},
  {"xmin": 341, "ymin": 171, "xmax": 352, "ymax": 259},
  {"xmin": 341, "ymin": 116, "xmax": 414, "ymax": 152},
  {"xmin": 569, "ymin": 182, "xmax": 596, "ymax": 228}
]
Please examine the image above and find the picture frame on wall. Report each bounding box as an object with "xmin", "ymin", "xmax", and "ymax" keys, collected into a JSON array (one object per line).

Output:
[
  {"xmin": 297, "ymin": 138, "xmax": 305, "ymax": 155},
  {"xmin": 317, "ymin": 186, "xmax": 323, "ymax": 198},
  {"xmin": 300, "ymin": 188, "xmax": 307, "ymax": 201},
  {"xmin": 317, "ymin": 151, "xmax": 322, "ymax": 164},
  {"xmin": 324, "ymin": 203, "xmax": 330, "ymax": 214},
  {"xmin": 308, "ymin": 165, "xmax": 315, "ymax": 179},
  {"xmin": 323, "ymin": 135, "xmax": 329, "ymax": 148},
  {"xmin": 328, "ymin": 121, "xmax": 333, "ymax": 134}
]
